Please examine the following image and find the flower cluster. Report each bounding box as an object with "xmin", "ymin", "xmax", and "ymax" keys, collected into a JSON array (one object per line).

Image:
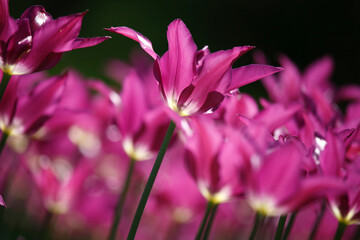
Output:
[{"xmin": 0, "ymin": 1, "xmax": 359, "ymax": 240}]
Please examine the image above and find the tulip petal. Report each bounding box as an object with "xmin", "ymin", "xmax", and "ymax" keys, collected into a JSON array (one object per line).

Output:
[
  {"xmin": 17, "ymin": 73, "xmax": 67, "ymax": 133},
  {"xmin": 164, "ymin": 19, "xmax": 197, "ymax": 98},
  {"xmin": 106, "ymin": 26, "xmax": 158, "ymax": 60},
  {"xmin": 229, "ymin": 64, "xmax": 283, "ymax": 91},
  {"xmin": 69, "ymin": 36, "xmax": 111, "ymax": 50},
  {"xmin": 20, "ymin": 5, "xmax": 53, "ymax": 33},
  {"xmin": 0, "ymin": 194, "xmax": 5, "ymax": 207},
  {"xmin": 16, "ymin": 12, "xmax": 86, "ymax": 73},
  {"xmin": 186, "ymin": 46, "xmax": 253, "ymax": 111}
]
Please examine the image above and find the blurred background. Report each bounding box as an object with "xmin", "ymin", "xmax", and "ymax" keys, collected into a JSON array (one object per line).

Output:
[{"xmin": 9, "ymin": 0, "xmax": 360, "ymax": 90}]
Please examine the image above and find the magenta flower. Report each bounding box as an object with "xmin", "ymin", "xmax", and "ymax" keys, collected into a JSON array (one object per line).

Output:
[
  {"xmin": 115, "ymin": 70, "xmax": 170, "ymax": 161},
  {"xmin": 184, "ymin": 117, "xmax": 245, "ymax": 204},
  {"xmin": 26, "ymin": 155, "xmax": 93, "ymax": 214},
  {"xmin": 0, "ymin": 73, "xmax": 66, "ymax": 136},
  {"xmin": 241, "ymin": 139, "xmax": 345, "ymax": 216},
  {"xmin": 0, "ymin": 1, "xmax": 110, "ymax": 75},
  {"xmin": 106, "ymin": 19, "xmax": 281, "ymax": 117},
  {"xmin": 319, "ymin": 131, "xmax": 360, "ymax": 225},
  {"xmin": 256, "ymin": 53, "xmax": 339, "ymax": 127}
]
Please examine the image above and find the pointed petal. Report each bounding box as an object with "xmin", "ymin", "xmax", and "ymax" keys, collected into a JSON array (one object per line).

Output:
[
  {"xmin": 189, "ymin": 46, "xmax": 253, "ymax": 106},
  {"xmin": 49, "ymin": 12, "xmax": 87, "ymax": 52},
  {"xmin": 164, "ymin": 19, "xmax": 197, "ymax": 98},
  {"xmin": 229, "ymin": 64, "xmax": 283, "ymax": 91},
  {"xmin": 106, "ymin": 26, "xmax": 158, "ymax": 60},
  {"xmin": 69, "ymin": 36, "xmax": 111, "ymax": 50},
  {"xmin": 117, "ymin": 70, "xmax": 147, "ymax": 137},
  {"xmin": 303, "ymin": 55, "xmax": 334, "ymax": 89},
  {"xmin": 277, "ymin": 55, "xmax": 303, "ymax": 102}
]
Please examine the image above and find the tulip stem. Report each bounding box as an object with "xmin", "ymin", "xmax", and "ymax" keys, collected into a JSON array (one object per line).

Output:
[
  {"xmin": 195, "ymin": 201, "xmax": 215, "ymax": 240},
  {"xmin": 274, "ymin": 215, "xmax": 287, "ymax": 240},
  {"xmin": 40, "ymin": 210, "xmax": 57, "ymax": 240},
  {"xmin": 127, "ymin": 120, "xmax": 176, "ymax": 240},
  {"xmin": 108, "ymin": 158, "xmax": 136, "ymax": 240},
  {"xmin": 308, "ymin": 200, "xmax": 326, "ymax": 240},
  {"xmin": 249, "ymin": 212, "xmax": 265, "ymax": 240},
  {"xmin": 0, "ymin": 73, "xmax": 11, "ymax": 104},
  {"xmin": 352, "ymin": 225, "xmax": 360, "ymax": 240},
  {"xmin": 333, "ymin": 222, "xmax": 347, "ymax": 240},
  {"xmin": 0, "ymin": 132, "xmax": 9, "ymax": 157},
  {"xmin": 202, "ymin": 203, "xmax": 219, "ymax": 240},
  {"xmin": 282, "ymin": 211, "xmax": 297, "ymax": 240}
]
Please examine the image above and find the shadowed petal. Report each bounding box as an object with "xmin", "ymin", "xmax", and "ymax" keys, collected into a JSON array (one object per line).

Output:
[
  {"xmin": 0, "ymin": 75, "xmax": 18, "ymax": 125},
  {"xmin": 4, "ymin": 18, "xmax": 32, "ymax": 66},
  {"xmin": 285, "ymin": 177, "xmax": 346, "ymax": 212}
]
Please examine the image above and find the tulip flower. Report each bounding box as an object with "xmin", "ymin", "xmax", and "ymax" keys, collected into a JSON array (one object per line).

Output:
[
  {"xmin": 0, "ymin": 73, "xmax": 66, "ymax": 146},
  {"xmin": 0, "ymin": 2, "xmax": 110, "ymax": 75},
  {"xmin": 107, "ymin": 19, "xmax": 282, "ymax": 118}
]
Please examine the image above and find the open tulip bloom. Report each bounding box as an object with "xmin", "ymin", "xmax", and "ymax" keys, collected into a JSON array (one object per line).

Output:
[
  {"xmin": 0, "ymin": 1, "xmax": 109, "ymax": 75},
  {"xmin": 107, "ymin": 19, "xmax": 282, "ymax": 119}
]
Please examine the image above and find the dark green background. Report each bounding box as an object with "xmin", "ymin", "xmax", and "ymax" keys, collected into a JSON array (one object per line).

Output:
[{"xmin": 9, "ymin": 0, "xmax": 360, "ymax": 89}]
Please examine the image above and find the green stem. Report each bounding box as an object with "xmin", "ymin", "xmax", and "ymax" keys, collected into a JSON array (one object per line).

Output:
[
  {"xmin": 352, "ymin": 225, "xmax": 360, "ymax": 240},
  {"xmin": 0, "ymin": 72, "xmax": 11, "ymax": 104},
  {"xmin": 195, "ymin": 201, "xmax": 215, "ymax": 240},
  {"xmin": 0, "ymin": 132, "xmax": 9, "ymax": 157},
  {"xmin": 249, "ymin": 212, "xmax": 265, "ymax": 240},
  {"xmin": 333, "ymin": 222, "xmax": 347, "ymax": 240},
  {"xmin": 274, "ymin": 215, "xmax": 287, "ymax": 240},
  {"xmin": 308, "ymin": 200, "xmax": 326, "ymax": 240},
  {"xmin": 202, "ymin": 203, "xmax": 219, "ymax": 240},
  {"xmin": 108, "ymin": 158, "xmax": 136, "ymax": 240},
  {"xmin": 127, "ymin": 120, "xmax": 176, "ymax": 240},
  {"xmin": 282, "ymin": 212, "xmax": 297, "ymax": 240},
  {"xmin": 40, "ymin": 210, "xmax": 57, "ymax": 240}
]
